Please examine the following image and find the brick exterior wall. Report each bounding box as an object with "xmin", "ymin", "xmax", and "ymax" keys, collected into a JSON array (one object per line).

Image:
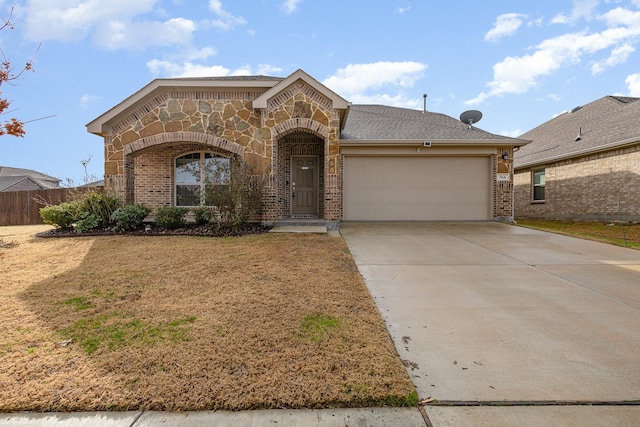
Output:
[
  {"xmin": 276, "ymin": 134, "xmax": 325, "ymax": 219},
  {"xmin": 514, "ymin": 144, "xmax": 640, "ymax": 221},
  {"xmin": 494, "ymin": 147, "xmax": 514, "ymax": 221},
  {"xmin": 99, "ymin": 77, "xmax": 516, "ymax": 223},
  {"xmin": 102, "ymin": 79, "xmax": 342, "ymax": 222}
]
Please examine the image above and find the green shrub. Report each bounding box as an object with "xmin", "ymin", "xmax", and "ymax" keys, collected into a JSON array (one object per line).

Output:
[
  {"xmin": 193, "ymin": 207, "xmax": 214, "ymax": 225},
  {"xmin": 111, "ymin": 204, "xmax": 152, "ymax": 232},
  {"xmin": 74, "ymin": 212, "xmax": 102, "ymax": 233},
  {"xmin": 154, "ymin": 206, "xmax": 189, "ymax": 229},
  {"xmin": 81, "ymin": 190, "xmax": 120, "ymax": 227},
  {"xmin": 40, "ymin": 201, "xmax": 83, "ymax": 228}
]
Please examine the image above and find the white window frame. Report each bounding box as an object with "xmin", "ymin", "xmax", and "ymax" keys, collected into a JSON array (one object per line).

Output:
[
  {"xmin": 532, "ymin": 169, "xmax": 545, "ymax": 202},
  {"xmin": 175, "ymin": 152, "xmax": 229, "ymax": 207}
]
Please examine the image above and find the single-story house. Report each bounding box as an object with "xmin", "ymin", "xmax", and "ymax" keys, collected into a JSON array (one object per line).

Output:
[
  {"xmin": 0, "ymin": 166, "xmax": 61, "ymax": 192},
  {"xmin": 87, "ymin": 69, "xmax": 528, "ymax": 223},
  {"xmin": 514, "ymin": 96, "xmax": 640, "ymax": 221}
]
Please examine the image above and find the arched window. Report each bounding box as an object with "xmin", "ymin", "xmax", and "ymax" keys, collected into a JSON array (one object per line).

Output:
[{"xmin": 175, "ymin": 152, "xmax": 230, "ymax": 206}]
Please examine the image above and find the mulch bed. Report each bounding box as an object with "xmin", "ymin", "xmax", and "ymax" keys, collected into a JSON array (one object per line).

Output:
[{"xmin": 35, "ymin": 223, "xmax": 272, "ymax": 238}]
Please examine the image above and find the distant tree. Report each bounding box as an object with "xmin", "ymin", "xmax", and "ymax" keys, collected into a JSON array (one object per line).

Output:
[{"xmin": 0, "ymin": 8, "xmax": 38, "ymax": 137}]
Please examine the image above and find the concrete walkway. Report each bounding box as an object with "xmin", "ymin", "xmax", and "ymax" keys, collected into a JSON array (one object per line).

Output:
[
  {"xmin": 340, "ymin": 222, "xmax": 640, "ymax": 425},
  {"xmin": 0, "ymin": 408, "xmax": 426, "ymax": 427}
]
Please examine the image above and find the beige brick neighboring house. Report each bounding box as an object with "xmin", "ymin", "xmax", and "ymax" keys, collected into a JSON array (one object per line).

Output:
[
  {"xmin": 87, "ymin": 69, "xmax": 527, "ymax": 224},
  {"xmin": 0, "ymin": 166, "xmax": 61, "ymax": 192},
  {"xmin": 514, "ymin": 96, "xmax": 640, "ymax": 221}
]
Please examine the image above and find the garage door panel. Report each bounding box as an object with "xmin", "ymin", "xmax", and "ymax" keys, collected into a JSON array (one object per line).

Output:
[{"xmin": 344, "ymin": 157, "xmax": 491, "ymax": 221}]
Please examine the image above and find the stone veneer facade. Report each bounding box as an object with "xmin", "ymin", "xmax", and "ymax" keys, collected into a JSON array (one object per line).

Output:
[
  {"xmin": 103, "ymin": 79, "xmax": 342, "ymax": 222},
  {"xmin": 514, "ymin": 144, "xmax": 640, "ymax": 221}
]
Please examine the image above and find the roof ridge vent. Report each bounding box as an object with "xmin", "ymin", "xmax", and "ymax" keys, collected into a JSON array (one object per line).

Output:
[{"xmin": 570, "ymin": 105, "xmax": 582, "ymax": 113}]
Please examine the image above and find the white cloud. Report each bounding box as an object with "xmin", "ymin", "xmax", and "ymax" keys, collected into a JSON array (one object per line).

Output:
[
  {"xmin": 322, "ymin": 61, "xmax": 427, "ymax": 109},
  {"xmin": 500, "ymin": 129, "xmax": 522, "ymax": 138},
  {"xmin": 591, "ymin": 43, "xmax": 635, "ymax": 74},
  {"xmin": 94, "ymin": 17, "xmax": 196, "ymax": 50},
  {"xmin": 21, "ymin": 0, "xmax": 155, "ymax": 42},
  {"xmin": 79, "ymin": 93, "xmax": 100, "ymax": 109},
  {"xmin": 146, "ymin": 60, "xmax": 282, "ymax": 78},
  {"xmin": 485, "ymin": 13, "xmax": 527, "ymax": 42},
  {"xmin": 552, "ymin": 0, "xmax": 600, "ymax": 24},
  {"xmin": 626, "ymin": 73, "xmax": 640, "ymax": 96},
  {"xmin": 281, "ymin": 0, "xmax": 302, "ymax": 14},
  {"xmin": 528, "ymin": 18, "xmax": 544, "ymax": 27},
  {"xmin": 208, "ymin": 0, "xmax": 246, "ymax": 30},
  {"xmin": 20, "ymin": 0, "xmax": 199, "ymax": 50},
  {"xmin": 396, "ymin": 6, "xmax": 411, "ymax": 15},
  {"xmin": 323, "ymin": 61, "xmax": 426, "ymax": 95},
  {"xmin": 467, "ymin": 6, "xmax": 640, "ymax": 105},
  {"xmin": 255, "ymin": 64, "xmax": 283, "ymax": 75},
  {"xmin": 187, "ymin": 47, "xmax": 217, "ymax": 61},
  {"xmin": 551, "ymin": 13, "xmax": 571, "ymax": 25}
]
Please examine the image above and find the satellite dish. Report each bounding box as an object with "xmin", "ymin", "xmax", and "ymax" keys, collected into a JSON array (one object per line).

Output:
[{"xmin": 460, "ymin": 110, "xmax": 483, "ymax": 129}]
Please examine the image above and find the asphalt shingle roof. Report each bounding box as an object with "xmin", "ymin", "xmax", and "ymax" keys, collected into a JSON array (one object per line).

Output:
[
  {"xmin": 171, "ymin": 75, "xmax": 285, "ymax": 82},
  {"xmin": 0, "ymin": 166, "xmax": 61, "ymax": 190},
  {"xmin": 341, "ymin": 104, "xmax": 517, "ymax": 141},
  {"xmin": 514, "ymin": 96, "xmax": 640, "ymax": 168}
]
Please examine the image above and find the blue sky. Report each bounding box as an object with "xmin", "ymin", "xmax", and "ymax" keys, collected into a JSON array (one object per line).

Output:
[{"xmin": 2, "ymin": 0, "xmax": 640, "ymax": 184}]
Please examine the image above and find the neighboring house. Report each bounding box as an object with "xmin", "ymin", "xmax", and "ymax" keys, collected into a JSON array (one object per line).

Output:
[
  {"xmin": 87, "ymin": 69, "xmax": 527, "ymax": 223},
  {"xmin": 514, "ymin": 96, "xmax": 640, "ymax": 221},
  {"xmin": 0, "ymin": 166, "xmax": 61, "ymax": 192}
]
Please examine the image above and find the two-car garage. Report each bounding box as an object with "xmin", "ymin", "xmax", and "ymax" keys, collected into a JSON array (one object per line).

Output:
[{"xmin": 342, "ymin": 156, "xmax": 492, "ymax": 221}]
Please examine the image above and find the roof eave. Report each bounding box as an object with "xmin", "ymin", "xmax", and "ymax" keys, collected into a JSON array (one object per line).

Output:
[
  {"xmin": 514, "ymin": 136, "xmax": 640, "ymax": 170},
  {"xmin": 339, "ymin": 138, "xmax": 531, "ymax": 147}
]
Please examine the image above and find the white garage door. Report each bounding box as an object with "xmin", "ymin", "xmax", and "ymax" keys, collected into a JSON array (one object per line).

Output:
[{"xmin": 343, "ymin": 156, "xmax": 491, "ymax": 221}]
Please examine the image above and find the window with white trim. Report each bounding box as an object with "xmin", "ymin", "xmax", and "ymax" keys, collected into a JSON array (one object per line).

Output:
[
  {"xmin": 532, "ymin": 169, "xmax": 545, "ymax": 202},
  {"xmin": 175, "ymin": 152, "xmax": 230, "ymax": 206}
]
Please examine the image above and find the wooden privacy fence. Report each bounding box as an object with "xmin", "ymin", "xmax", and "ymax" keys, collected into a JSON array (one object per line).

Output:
[{"xmin": 0, "ymin": 187, "xmax": 102, "ymax": 226}]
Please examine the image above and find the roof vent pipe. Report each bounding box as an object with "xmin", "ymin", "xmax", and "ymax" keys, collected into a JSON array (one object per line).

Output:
[
  {"xmin": 575, "ymin": 127, "xmax": 582, "ymax": 141},
  {"xmin": 423, "ymin": 94, "xmax": 427, "ymax": 113}
]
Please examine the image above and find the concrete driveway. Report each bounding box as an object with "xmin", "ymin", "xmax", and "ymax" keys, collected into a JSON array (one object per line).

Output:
[{"xmin": 340, "ymin": 222, "xmax": 640, "ymax": 424}]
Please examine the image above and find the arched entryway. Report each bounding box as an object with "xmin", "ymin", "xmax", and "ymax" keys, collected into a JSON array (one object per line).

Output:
[
  {"xmin": 276, "ymin": 131, "xmax": 325, "ymax": 219},
  {"xmin": 122, "ymin": 132, "xmax": 243, "ymax": 208}
]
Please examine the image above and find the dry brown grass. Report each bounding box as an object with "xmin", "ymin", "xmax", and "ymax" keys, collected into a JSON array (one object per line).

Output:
[
  {"xmin": 515, "ymin": 219, "xmax": 640, "ymax": 249},
  {"xmin": 0, "ymin": 225, "xmax": 415, "ymax": 412}
]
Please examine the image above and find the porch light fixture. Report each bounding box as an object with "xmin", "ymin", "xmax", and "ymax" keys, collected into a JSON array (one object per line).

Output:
[{"xmin": 501, "ymin": 152, "xmax": 509, "ymax": 160}]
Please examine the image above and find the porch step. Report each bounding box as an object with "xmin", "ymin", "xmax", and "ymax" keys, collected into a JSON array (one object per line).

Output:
[
  {"xmin": 269, "ymin": 225, "xmax": 327, "ymax": 234},
  {"xmin": 269, "ymin": 220, "xmax": 339, "ymax": 235},
  {"xmin": 273, "ymin": 219, "xmax": 327, "ymax": 227}
]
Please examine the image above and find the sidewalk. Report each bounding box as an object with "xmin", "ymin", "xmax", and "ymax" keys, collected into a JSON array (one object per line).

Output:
[
  {"xmin": 4, "ymin": 405, "xmax": 640, "ymax": 426},
  {"xmin": 1, "ymin": 408, "xmax": 426, "ymax": 426}
]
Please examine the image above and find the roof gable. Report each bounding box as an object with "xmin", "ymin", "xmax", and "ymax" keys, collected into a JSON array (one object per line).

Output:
[
  {"xmin": 87, "ymin": 76, "xmax": 283, "ymax": 135},
  {"xmin": 0, "ymin": 166, "xmax": 61, "ymax": 186},
  {"xmin": 252, "ymin": 69, "xmax": 350, "ymax": 111},
  {"xmin": 0, "ymin": 176, "xmax": 46, "ymax": 191},
  {"xmin": 515, "ymin": 96, "xmax": 640, "ymax": 168}
]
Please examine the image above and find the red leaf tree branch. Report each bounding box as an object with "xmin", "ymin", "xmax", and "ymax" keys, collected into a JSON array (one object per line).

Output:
[{"xmin": 0, "ymin": 7, "xmax": 38, "ymax": 138}]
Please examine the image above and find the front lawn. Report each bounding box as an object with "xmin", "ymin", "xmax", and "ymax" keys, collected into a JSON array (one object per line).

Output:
[
  {"xmin": 0, "ymin": 225, "xmax": 416, "ymax": 411},
  {"xmin": 515, "ymin": 219, "xmax": 640, "ymax": 249}
]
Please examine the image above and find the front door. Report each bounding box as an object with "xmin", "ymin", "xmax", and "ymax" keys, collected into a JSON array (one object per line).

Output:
[{"xmin": 291, "ymin": 156, "xmax": 318, "ymax": 216}]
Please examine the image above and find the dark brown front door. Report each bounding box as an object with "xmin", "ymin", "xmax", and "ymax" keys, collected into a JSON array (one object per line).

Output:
[{"xmin": 291, "ymin": 156, "xmax": 318, "ymax": 216}]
